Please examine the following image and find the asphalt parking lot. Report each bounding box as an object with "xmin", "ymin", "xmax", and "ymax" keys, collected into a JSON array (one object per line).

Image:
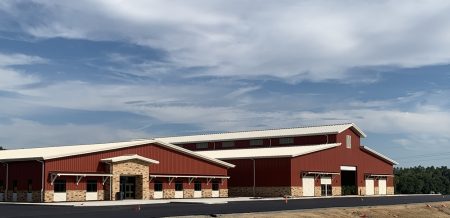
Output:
[{"xmin": 0, "ymin": 195, "xmax": 448, "ymax": 218}]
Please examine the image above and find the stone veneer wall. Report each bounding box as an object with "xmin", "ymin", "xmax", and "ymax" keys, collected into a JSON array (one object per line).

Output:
[
  {"xmin": 219, "ymin": 189, "xmax": 228, "ymax": 197},
  {"xmin": 332, "ymin": 186, "xmax": 341, "ymax": 196},
  {"xmin": 163, "ymin": 189, "xmax": 175, "ymax": 198},
  {"xmin": 358, "ymin": 187, "xmax": 366, "ymax": 196},
  {"xmin": 314, "ymin": 186, "xmax": 321, "ymax": 197},
  {"xmin": 97, "ymin": 190, "xmax": 105, "ymax": 201},
  {"xmin": 290, "ymin": 186, "xmax": 302, "ymax": 197},
  {"xmin": 387, "ymin": 186, "xmax": 394, "ymax": 195},
  {"xmin": 183, "ymin": 189, "xmax": 194, "ymax": 198},
  {"xmin": 202, "ymin": 189, "xmax": 212, "ymax": 198},
  {"xmin": 229, "ymin": 187, "xmax": 292, "ymax": 197},
  {"xmin": 110, "ymin": 160, "xmax": 150, "ymax": 200},
  {"xmin": 44, "ymin": 190, "xmax": 54, "ymax": 202},
  {"xmin": 375, "ymin": 187, "xmax": 379, "ymax": 195},
  {"xmin": 67, "ymin": 190, "xmax": 86, "ymax": 202},
  {"xmin": 3, "ymin": 191, "xmax": 41, "ymax": 202}
]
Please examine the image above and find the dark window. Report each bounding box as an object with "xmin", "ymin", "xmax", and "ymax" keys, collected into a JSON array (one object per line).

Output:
[
  {"xmin": 212, "ymin": 182, "xmax": 219, "ymax": 191},
  {"xmin": 12, "ymin": 180, "xmax": 18, "ymax": 193},
  {"xmin": 0, "ymin": 180, "xmax": 3, "ymax": 191},
  {"xmin": 250, "ymin": 139, "xmax": 263, "ymax": 146},
  {"xmin": 27, "ymin": 179, "xmax": 32, "ymax": 193},
  {"xmin": 194, "ymin": 181, "xmax": 202, "ymax": 191},
  {"xmin": 221, "ymin": 141, "xmax": 234, "ymax": 148},
  {"xmin": 279, "ymin": 137, "xmax": 294, "ymax": 144},
  {"xmin": 175, "ymin": 181, "xmax": 183, "ymax": 191},
  {"xmin": 154, "ymin": 181, "xmax": 163, "ymax": 192},
  {"xmin": 196, "ymin": 143, "xmax": 208, "ymax": 149},
  {"xmin": 321, "ymin": 184, "xmax": 332, "ymax": 196},
  {"xmin": 54, "ymin": 179, "xmax": 66, "ymax": 193},
  {"xmin": 87, "ymin": 180, "xmax": 97, "ymax": 192}
]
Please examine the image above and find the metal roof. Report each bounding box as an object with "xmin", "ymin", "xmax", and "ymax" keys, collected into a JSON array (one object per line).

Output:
[
  {"xmin": 195, "ymin": 143, "xmax": 341, "ymax": 160},
  {"xmin": 157, "ymin": 123, "xmax": 366, "ymax": 144},
  {"xmin": 361, "ymin": 145, "xmax": 399, "ymax": 165},
  {"xmin": 101, "ymin": 154, "xmax": 160, "ymax": 164},
  {"xmin": 0, "ymin": 139, "xmax": 235, "ymax": 168}
]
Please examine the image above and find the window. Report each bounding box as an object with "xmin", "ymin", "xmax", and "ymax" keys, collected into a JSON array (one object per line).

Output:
[
  {"xmin": 87, "ymin": 180, "xmax": 97, "ymax": 192},
  {"xmin": 250, "ymin": 139, "xmax": 263, "ymax": 146},
  {"xmin": 175, "ymin": 181, "xmax": 183, "ymax": 191},
  {"xmin": 0, "ymin": 180, "xmax": 3, "ymax": 192},
  {"xmin": 279, "ymin": 137, "xmax": 294, "ymax": 144},
  {"xmin": 196, "ymin": 142, "xmax": 208, "ymax": 149},
  {"xmin": 27, "ymin": 179, "xmax": 32, "ymax": 193},
  {"xmin": 194, "ymin": 181, "xmax": 202, "ymax": 191},
  {"xmin": 54, "ymin": 179, "xmax": 66, "ymax": 193},
  {"xmin": 221, "ymin": 141, "xmax": 235, "ymax": 148},
  {"xmin": 154, "ymin": 181, "xmax": 163, "ymax": 192},
  {"xmin": 321, "ymin": 184, "xmax": 332, "ymax": 196},
  {"xmin": 346, "ymin": 135, "xmax": 352, "ymax": 149},
  {"xmin": 12, "ymin": 180, "xmax": 18, "ymax": 193},
  {"xmin": 212, "ymin": 182, "xmax": 219, "ymax": 191}
]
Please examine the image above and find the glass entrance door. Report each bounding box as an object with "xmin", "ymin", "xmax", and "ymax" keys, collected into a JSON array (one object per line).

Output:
[{"xmin": 120, "ymin": 176, "xmax": 136, "ymax": 199}]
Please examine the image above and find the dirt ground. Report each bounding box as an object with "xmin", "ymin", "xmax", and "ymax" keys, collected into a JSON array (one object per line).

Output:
[{"xmin": 215, "ymin": 201, "xmax": 450, "ymax": 218}]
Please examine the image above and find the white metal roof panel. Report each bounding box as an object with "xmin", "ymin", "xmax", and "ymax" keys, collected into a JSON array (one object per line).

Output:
[
  {"xmin": 157, "ymin": 123, "xmax": 366, "ymax": 144},
  {"xmin": 101, "ymin": 154, "xmax": 160, "ymax": 164},
  {"xmin": 195, "ymin": 143, "xmax": 340, "ymax": 160}
]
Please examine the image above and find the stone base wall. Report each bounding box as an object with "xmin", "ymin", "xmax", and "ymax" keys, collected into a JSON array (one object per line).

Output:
[
  {"xmin": 202, "ymin": 189, "xmax": 212, "ymax": 198},
  {"xmin": 358, "ymin": 187, "xmax": 366, "ymax": 196},
  {"xmin": 229, "ymin": 187, "xmax": 292, "ymax": 197},
  {"xmin": 67, "ymin": 190, "xmax": 86, "ymax": 202},
  {"xmin": 219, "ymin": 189, "xmax": 228, "ymax": 197},
  {"xmin": 148, "ymin": 189, "xmax": 155, "ymax": 199},
  {"xmin": 291, "ymin": 186, "xmax": 302, "ymax": 197},
  {"xmin": 375, "ymin": 187, "xmax": 379, "ymax": 195},
  {"xmin": 314, "ymin": 186, "xmax": 321, "ymax": 197},
  {"xmin": 163, "ymin": 189, "xmax": 175, "ymax": 198},
  {"xmin": 387, "ymin": 186, "xmax": 394, "ymax": 195},
  {"xmin": 332, "ymin": 186, "xmax": 341, "ymax": 196},
  {"xmin": 3, "ymin": 191, "xmax": 42, "ymax": 202},
  {"xmin": 44, "ymin": 191, "xmax": 54, "ymax": 202},
  {"xmin": 183, "ymin": 189, "xmax": 194, "ymax": 198},
  {"xmin": 98, "ymin": 190, "xmax": 105, "ymax": 201}
]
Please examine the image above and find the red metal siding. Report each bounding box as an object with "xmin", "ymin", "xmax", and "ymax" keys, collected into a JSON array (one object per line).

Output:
[
  {"xmin": 291, "ymin": 128, "xmax": 394, "ymax": 187},
  {"xmin": 178, "ymin": 134, "xmax": 337, "ymax": 151},
  {"xmin": 226, "ymin": 158, "xmax": 291, "ymax": 187},
  {"xmin": 44, "ymin": 143, "xmax": 228, "ymax": 190},
  {"xmin": 0, "ymin": 161, "xmax": 42, "ymax": 191}
]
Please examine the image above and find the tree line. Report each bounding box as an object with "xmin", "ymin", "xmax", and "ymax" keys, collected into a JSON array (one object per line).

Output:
[{"xmin": 395, "ymin": 166, "xmax": 450, "ymax": 195}]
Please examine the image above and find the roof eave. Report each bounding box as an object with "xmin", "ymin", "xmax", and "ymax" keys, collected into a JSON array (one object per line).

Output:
[{"xmin": 361, "ymin": 145, "xmax": 398, "ymax": 165}]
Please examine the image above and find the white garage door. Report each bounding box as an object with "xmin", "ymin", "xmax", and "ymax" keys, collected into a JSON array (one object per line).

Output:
[
  {"xmin": 302, "ymin": 176, "xmax": 315, "ymax": 196},
  {"xmin": 365, "ymin": 178, "xmax": 374, "ymax": 196},
  {"xmin": 378, "ymin": 178, "xmax": 387, "ymax": 195}
]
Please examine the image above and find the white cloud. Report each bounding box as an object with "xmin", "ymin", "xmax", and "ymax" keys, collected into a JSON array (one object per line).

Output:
[
  {"xmin": 0, "ymin": 53, "xmax": 44, "ymax": 90},
  {"xmin": 4, "ymin": 0, "xmax": 450, "ymax": 82}
]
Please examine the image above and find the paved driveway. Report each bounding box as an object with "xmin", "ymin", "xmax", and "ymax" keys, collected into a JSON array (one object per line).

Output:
[{"xmin": 1, "ymin": 195, "xmax": 448, "ymax": 218}]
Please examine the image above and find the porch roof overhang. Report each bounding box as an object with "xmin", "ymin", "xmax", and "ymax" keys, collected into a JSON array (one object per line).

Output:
[
  {"xmin": 50, "ymin": 172, "xmax": 113, "ymax": 186},
  {"xmin": 100, "ymin": 154, "xmax": 159, "ymax": 164},
  {"xmin": 150, "ymin": 174, "xmax": 230, "ymax": 179},
  {"xmin": 302, "ymin": 171, "xmax": 340, "ymax": 176},
  {"xmin": 365, "ymin": 174, "xmax": 395, "ymax": 178}
]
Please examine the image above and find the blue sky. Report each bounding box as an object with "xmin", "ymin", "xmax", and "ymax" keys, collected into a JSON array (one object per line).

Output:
[{"xmin": 1, "ymin": 1, "xmax": 450, "ymax": 167}]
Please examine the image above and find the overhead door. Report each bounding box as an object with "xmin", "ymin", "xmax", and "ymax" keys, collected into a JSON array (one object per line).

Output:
[
  {"xmin": 365, "ymin": 178, "xmax": 374, "ymax": 196},
  {"xmin": 378, "ymin": 178, "xmax": 387, "ymax": 195},
  {"xmin": 302, "ymin": 176, "xmax": 315, "ymax": 196}
]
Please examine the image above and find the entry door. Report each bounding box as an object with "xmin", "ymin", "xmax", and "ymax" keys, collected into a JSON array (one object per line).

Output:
[
  {"xmin": 378, "ymin": 178, "xmax": 387, "ymax": 195},
  {"xmin": 365, "ymin": 178, "xmax": 374, "ymax": 195},
  {"xmin": 302, "ymin": 176, "xmax": 315, "ymax": 196},
  {"xmin": 125, "ymin": 183, "xmax": 135, "ymax": 199}
]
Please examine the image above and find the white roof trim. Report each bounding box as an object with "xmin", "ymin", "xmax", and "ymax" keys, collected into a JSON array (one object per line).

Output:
[
  {"xmin": 366, "ymin": 174, "xmax": 395, "ymax": 177},
  {"xmin": 157, "ymin": 123, "xmax": 366, "ymax": 144},
  {"xmin": 0, "ymin": 140, "xmax": 235, "ymax": 168},
  {"xmin": 362, "ymin": 145, "xmax": 399, "ymax": 165},
  {"xmin": 195, "ymin": 143, "xmax": 340, "ymax": 160},
  {"xmin": 150, "ymin": 174, "xmax": 230, "ymax": 179},
  {"xmin": 52, "ymin": 173, "xmax": 113, "ymax": 177},
  {"xmin": 303, "ymin": 171, "xmax": 340, "ymax": 175},
  {"xmin": 101, "ymin": 154, "xmax": 159, "ymax": 164}
]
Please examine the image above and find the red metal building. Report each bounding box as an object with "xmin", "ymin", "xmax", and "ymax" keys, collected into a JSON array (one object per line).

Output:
[
  {"xmin": 0, "ymin": 140, "xmax": 234, "ymax": 202},
  {"xmin": 158, "ymin": 123, "xmax": 398, "ymax": 197}
]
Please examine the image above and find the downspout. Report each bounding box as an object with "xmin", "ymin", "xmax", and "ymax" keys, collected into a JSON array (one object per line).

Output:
[
  {"xmin": 5, "ymin": 163, "xmax": 8, "ymax": 201},
  {"xmin": 104, "ymin": 162, "xmax": 112, "ymax": 200},
  {"xmin": 269, "ymin": 138, "xmax": 272, "ymax": 147},
  {"xmin": 36, "ymin": 160, "xmax": 44, "ymax": 202},
  {"xmin": 252, "ymin": 159, "xmax": 256, "ymax": 198},
  {"xmin": 325, "ymin": 134, "xmax": 329, "ymax": 144}
]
